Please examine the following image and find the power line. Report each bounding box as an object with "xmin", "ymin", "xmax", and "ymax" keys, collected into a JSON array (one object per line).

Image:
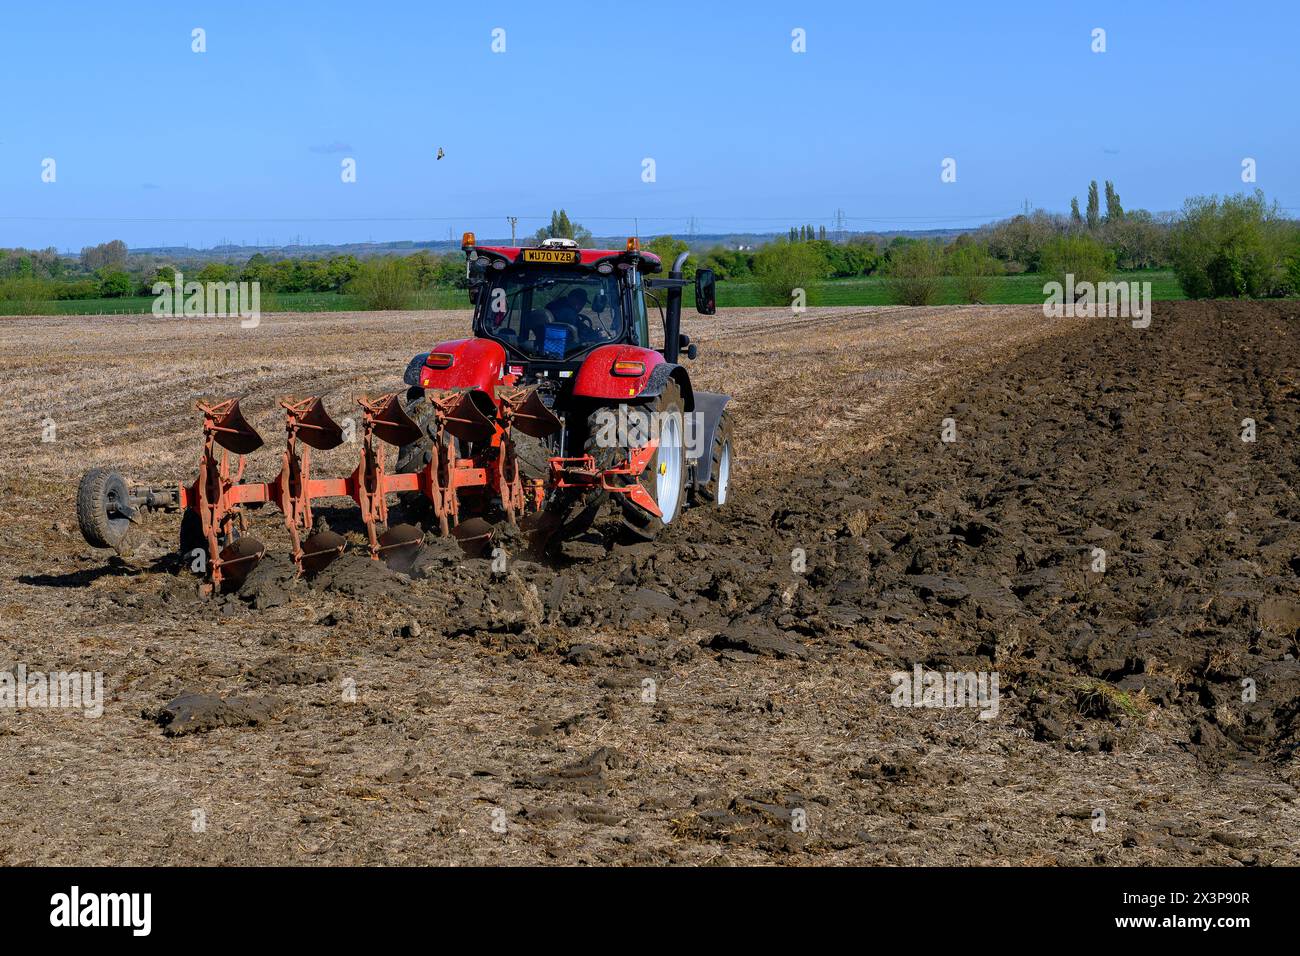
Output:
[
  {"xmin": 0, "ymin": 211, "xmax": 1022, "ymax": 225},
  {"xmin": 9, "ymin": 203, "xmax": 1298, "ymax": 229}
]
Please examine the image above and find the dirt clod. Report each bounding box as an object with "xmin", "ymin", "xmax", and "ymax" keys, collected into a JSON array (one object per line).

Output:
[{"xmin": 151, "ymin": 692, "xmax": 282, "ymax": 736}]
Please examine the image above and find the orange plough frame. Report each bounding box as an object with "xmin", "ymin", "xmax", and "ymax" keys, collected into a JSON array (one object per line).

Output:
[{"xmin": 177, "ymin": 387, "xmax": 657, "ymax": 594}]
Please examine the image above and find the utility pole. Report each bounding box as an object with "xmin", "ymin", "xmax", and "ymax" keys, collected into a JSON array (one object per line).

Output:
[
  {"xmin": 834, "ymin": 208, "xmax": 846, "ymax": 242},
  {"xmin": 508, "ymin": 217, "xmax": 517, "ymax": 244}
]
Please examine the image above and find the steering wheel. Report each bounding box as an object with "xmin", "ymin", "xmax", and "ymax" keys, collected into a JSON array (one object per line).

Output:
[{"xmin": 574, "ymin": 312, "xmax": 597, "ymax": 332}]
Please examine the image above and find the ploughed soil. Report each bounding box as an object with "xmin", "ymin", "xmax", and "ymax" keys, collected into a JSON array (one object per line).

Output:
[{"xmin": 0, "ymin": 301, "xmax": 1296, "ymax": 866}]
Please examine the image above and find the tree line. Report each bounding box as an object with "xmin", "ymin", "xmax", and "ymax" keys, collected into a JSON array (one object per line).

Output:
[
  {"xmin": 700, "ymin": 185, "xmax": 1299, "ymax": 306},
  {"xmin": 3, "ymin": 188, "xmax": 1298, "ymax": 311},
  {"xmin": 0, "ymin": 248, "xmax": 471, "ymax": 310}
]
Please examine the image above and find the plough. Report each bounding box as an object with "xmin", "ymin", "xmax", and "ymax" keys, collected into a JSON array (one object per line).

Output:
[{"xmin": 78, "ymin": 384, "xmax": 659, "ymax": 595}]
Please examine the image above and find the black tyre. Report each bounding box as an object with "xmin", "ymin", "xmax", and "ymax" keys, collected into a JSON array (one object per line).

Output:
[
  {"xmin": 512, "ymin": 432, "xmax": 553, "ymax": 482},
  {"xmin": 695, "ymin": 407, "xmax": 733, "ymax": 507},
  {"xmin": 76, "ymin": 468, "xmax": 132, "ymax": 551},
  {"xmin": 395, "ymin": 394, "xmax": 435, "ymax": 477}
]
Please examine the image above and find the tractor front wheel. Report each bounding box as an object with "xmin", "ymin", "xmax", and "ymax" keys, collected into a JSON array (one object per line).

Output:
[{"xmin": 695, "ymin": 407, "xmax": 733, "ymax": 507}]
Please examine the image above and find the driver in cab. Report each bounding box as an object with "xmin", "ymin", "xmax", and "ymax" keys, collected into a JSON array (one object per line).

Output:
[
  {"xmin": 546, "ymin": 288, "xmax": 608, "ymax": 347},
  {"xmin": 546, "ymin": 288, "xmax": 588, "ymax": 327}
]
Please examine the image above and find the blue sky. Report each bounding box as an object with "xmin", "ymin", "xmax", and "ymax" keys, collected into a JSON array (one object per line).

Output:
[{"xmin": 1, "ymin": 0, "xmax": 1296, "ymax": 250}]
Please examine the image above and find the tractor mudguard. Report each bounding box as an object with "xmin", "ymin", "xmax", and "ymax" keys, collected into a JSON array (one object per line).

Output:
[
  {"xmin": 403, "ymin": 353, "xmax": 429, "ymax": 388},
  {"xmin": 411, "ymin": 338, "xmax": 507, "ymax": 392},
  {"xmin": 572, "ymin": 345, "xmax": 694, "ymax": 409},
  {"xmin": 640, "ymin": 361, "xmax": 695, "ymax": 411},
  {"xmin": 687, "ymin": 390, "xmax": 730, "ymax": 488},
  {"xmin": 572, "ymin": 344, "xmax": 663, "ymax": 402}
]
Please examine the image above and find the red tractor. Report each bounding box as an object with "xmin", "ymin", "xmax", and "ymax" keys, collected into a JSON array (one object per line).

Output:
[{"xmin": 74, "ymin": 234, "xmax": 733, "ymax": 593}]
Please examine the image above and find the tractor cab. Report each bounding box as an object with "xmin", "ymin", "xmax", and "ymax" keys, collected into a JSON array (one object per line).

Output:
[
  {"xmin": 460, "ymin": 233, "xmax": 717, "ymax": 397},
  {"xmin": 467, "ymin": 237, "xmax": 661, "ymax": 374}
]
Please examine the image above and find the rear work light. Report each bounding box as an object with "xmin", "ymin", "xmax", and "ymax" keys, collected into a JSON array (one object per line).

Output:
[
  {"xmin": 612, "ymin": 360, "xmax": 645, "ymax": 377},
  {"xmin": 425, "ymin": 352, "xmax": 455, "ymax": 370}
]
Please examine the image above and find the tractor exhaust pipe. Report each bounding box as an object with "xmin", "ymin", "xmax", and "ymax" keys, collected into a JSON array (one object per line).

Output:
[{"xmin": 663, "ymin": 250, "xmax": 689, "ymax": 364}]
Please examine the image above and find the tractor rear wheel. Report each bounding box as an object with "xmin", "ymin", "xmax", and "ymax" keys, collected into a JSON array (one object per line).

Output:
[{"xmin": 603, "ymin": 380, "xmax": 688, "ymax": 541}]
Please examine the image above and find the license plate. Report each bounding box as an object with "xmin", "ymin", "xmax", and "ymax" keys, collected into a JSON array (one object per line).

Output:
[{"xmin": 522, "ymin": 248, "xmax": 579, "ymax": 264}]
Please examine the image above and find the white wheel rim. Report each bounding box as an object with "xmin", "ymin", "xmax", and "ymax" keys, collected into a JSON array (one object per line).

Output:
[
  {"xmin": 657, "ymin": 413, "xmax": 683, "ymax": 523},
  {"xmin": 717, "ymin": 441, "xmax": 730, "ymax": 505}
]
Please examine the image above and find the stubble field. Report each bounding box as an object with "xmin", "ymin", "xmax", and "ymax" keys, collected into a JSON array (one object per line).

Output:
[{"xmin": 0, "ymin": 300, "xmax": 1295, "ymax": 865}]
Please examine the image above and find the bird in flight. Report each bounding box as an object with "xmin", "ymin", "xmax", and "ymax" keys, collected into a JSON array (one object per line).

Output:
[{"xmin": 436, "ymin": 147, "xmax": 445, "ymax": 161}]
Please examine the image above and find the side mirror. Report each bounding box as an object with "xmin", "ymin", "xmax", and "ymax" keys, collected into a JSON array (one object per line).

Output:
[
  {"xmin": 694, "ymin": 269, "xmax": 717, "ymax": 315},
  {"xmin": 467, "ymin": 257, "xmax": 488, "ymax": 304}
]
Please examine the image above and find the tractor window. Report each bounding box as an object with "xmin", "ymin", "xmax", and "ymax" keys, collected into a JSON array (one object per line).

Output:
[
  {"xmin": 478, "ymin": 268, "xmax": 625, "ymax": 361},
  {"xmin": 629, "ymin": 267, "xmax": 650, "ymax": 347},
  {"xmin": 644, "ymin": 284, "xmax": 665, "ymax": 350}
]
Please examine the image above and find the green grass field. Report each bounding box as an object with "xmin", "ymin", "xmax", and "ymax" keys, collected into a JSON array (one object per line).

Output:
[
  {"xmin": 31, "ymin": 288, "xmax": 473, "ymax": 315},
  {"xmin": 11, "ymin": 270, "xmax": 1185, "ymax": 315},
  {"xmin": 714, "ymin": 269, "xmax": 1186, "ymax": 308}
]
